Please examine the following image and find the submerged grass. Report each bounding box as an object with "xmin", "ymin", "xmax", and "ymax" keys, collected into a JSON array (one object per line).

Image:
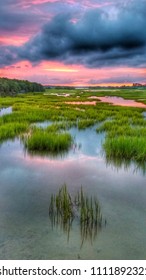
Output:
[
  {"xmin": 49, "ymin": 184, "xmax": 73, "ymax": 224},
  {"xmin": 49, "ymin": 184, "xmax": 103, "ymax": 245}
]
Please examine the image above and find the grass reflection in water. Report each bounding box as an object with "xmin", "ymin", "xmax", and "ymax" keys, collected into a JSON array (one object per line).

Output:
[{"xmin": 49, "ymin": 184, "xmax": 106, "ymax": 247}]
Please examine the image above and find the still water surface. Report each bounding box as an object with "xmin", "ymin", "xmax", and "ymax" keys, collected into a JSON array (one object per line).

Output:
[
  {"xmin": 89, "ymin": 96, "xmax": 146, "ymax": 108},
  {"xmin": 0, "ymin": 107, "xmax": 12, "ymax": 116},
  {"xmin": 0, "ymin": 126, "xmax": 146, "ymax": 259}
]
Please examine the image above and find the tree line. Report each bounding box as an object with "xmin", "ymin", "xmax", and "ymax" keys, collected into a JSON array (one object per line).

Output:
[{"xmin": 0, "ymin": 77, "xmax": 44, "ymax": 96}]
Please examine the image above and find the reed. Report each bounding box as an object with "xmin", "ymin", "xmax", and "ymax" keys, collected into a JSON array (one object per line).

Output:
[
  {"xmin": 49, "ymin": 185, "xmax": 103, "ymax": 244},
  {"xmin": 49, "ymin": 184, "xmax": 73, "ymax": 224}
]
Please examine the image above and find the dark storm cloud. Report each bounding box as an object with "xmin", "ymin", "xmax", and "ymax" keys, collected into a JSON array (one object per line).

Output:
[
  {"xmin": 1, "ymin": 0, "xmax": 146, "ymax": 68},
  {"xmin": 0, "ymin": 46, "xmax": 18, "ymax": 67},
  {"xmin": 20, "ymin": 3, "xmax": 146, "ymax": 67}
]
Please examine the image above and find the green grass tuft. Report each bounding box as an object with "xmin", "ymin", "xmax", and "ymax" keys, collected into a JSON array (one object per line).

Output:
[
  {"xmin": 24, "ymin": 128, "xmax": 73, "ymax": 153},
  {"xmin": 0, "ymin": 122, "xmax": 28, "ymax": 141},
  {"xmin": 104, "ymin": 136, "xmax": 146, "ymax": 163}
]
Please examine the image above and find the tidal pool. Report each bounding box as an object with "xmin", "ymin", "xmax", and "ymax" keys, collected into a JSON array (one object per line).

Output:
[
  {"xmin": 0, "ymin": 127, "xmax": 146, "ymax": 259},
  {"xmin": 89, "ymin": 96, "xmax": 146, "ymax": 108}
]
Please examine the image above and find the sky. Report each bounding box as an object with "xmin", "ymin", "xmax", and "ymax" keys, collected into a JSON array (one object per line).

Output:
[{"xmin": 0, "ymin": 0, "xmax": 146, "ymax": 86}]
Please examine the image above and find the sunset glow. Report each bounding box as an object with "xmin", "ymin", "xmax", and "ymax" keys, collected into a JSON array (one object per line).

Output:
[{"xmin": 44, "ymin": 68, "xmax": 79, "ymax": 73}]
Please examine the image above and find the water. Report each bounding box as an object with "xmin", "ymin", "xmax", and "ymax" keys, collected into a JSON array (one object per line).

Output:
[
  {"xmin": 143, "ymin": 111, "xmax": 146, "ymax": 119},
  {"xmin": 0, "ymin": 107, "xmax": 12, "ymax": 116},
  {"xmin": 0, "ymin": 127, "xmax": 146, "ymax": 259},
  {"xmin": 32, "ymin": 121, "xmax": 52, "ymax": 129},
  {"xmin": 89, "ymin": 96, "xmax": 146, "ymax": 108}
]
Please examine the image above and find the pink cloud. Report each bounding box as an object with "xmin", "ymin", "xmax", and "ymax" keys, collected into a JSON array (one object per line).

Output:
[
  {"xmin": 0, "ymin": 35, "xmax": 29, "ymax": 46},
  {"xmin": 1, "ymin": 60, "xmax": 145, "ymax": 86}
]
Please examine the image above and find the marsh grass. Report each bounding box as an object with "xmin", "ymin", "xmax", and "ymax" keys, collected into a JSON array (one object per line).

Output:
[
  {"xmin": 96, "ymin": 106, "xmax": 146, "ymax": 165},
  {"xmin": 0, "ymin": 122, "xmax": 28, "ymax": 141},
  {"xmin": 49, "ymin": 184, "xmax": 104, "ymax": 245},
  {"xmin": 77, "ymin": 119, "xmax": 95, "ymax": 130},
  {"xmin": 24, "ymin": 128, "xmax": 73, "ymax": 153},
  {"xmin": 0, "ymin": 89, "xmax": 146, "ymax": 167},
  {"xmin": 46, "ymin": 122, "xmax": 74, "ymax": 132},
  {"xmin": 104, "ymin": 136, "xmax": 146, "ymax": 163}
]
